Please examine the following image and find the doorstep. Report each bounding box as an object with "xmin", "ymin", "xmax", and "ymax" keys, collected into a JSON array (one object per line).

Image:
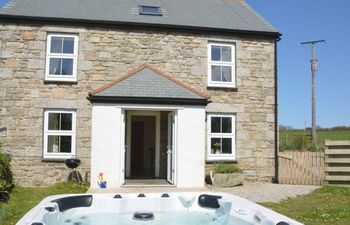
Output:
[{"xmin": 87, "ymin": 186, "xmax": 209, "ymax": 193}]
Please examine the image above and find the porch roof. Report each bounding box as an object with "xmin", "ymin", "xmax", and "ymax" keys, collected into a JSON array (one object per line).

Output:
[{"xmin": 88, "ymin": 64, "xmax": 209, "ymax": 105}]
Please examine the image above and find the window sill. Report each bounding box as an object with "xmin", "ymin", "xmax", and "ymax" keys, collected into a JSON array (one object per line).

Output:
[
  {"xmin": 207, "ymin": 84, "xmax": 236, "ymax": 89},
  {"xmin": 42, "ymin": 155, "xmax": 76, "ymax": 162},
  {"xmin": 42, "ymin": 158, "xmax": 67, "ymax": 163},
  {"xmin": 206, "ymin": 156, "xmax": 236, "ymax": 162},
  {"xmin": 44, "ymin": 76, "xmax": 77, "ymax": 83}
]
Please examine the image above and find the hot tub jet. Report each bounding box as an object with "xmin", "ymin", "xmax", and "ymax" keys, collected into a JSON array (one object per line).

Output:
[{"xmin": 133, "ymin": 212, "xmax": 154, "ymax": 221}]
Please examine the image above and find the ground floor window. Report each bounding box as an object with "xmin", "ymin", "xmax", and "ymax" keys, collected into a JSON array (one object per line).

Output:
[
  {"xmin": 43, "ymin": 109, "xmax": 76, "ymax": 159},
  {"xmin": 207, "ymin": 114, "xmax": 235, "ymax": 160}
]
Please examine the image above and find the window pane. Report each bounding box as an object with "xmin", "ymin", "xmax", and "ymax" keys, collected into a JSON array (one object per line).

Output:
[
  {"xmin": 222, "ymin": 66, "xmax": 232, "ymax": 82},
  {"xmin": 221, "ymin": 138, "xmax": 232, "ymax": 154},
  {"xmin": 48, "ymin": 113, "xmax": 60, "ymax": 130},
  {"xmin": 222, "ymin": 117, "xmax": 232, "ymax": 133},
  {"xmin": 47, "ymin": 135, "xmax": 59, "ymax": 153},
  {"xmin": 63, "ymin": 37, "xmax": 74, "ymax": 54},
  {"xmin": 211, "ymin": 117, "xmax": 221, "ymax": 133},
  {"xmin": 62, "ymin": 59, "xmax": 73, "ymax": 75},
  {"xmin": 50, "ymin": 37, "xmax": 63, "ymax": 53},
  {"xmin": 139, "ymin": 6, "xmax": 161, "ymax": 15},
  {"xmin": 221, "ymin": 46, "xmax": 232, "ymax": 62},
  {"xmin": 47, "ymin": 135, "xmax": 72, "ymax": 153},
  {"xmin": 60, "ymin": 136, "xmax": 72, "ymax": 153},
  {"xmin": 49, "ymin": 58, "xmax": 62, "ymax": 75},
  {"xmin": 211, "ymin": 66, "xmax": 221, "ymax": 81},
  {"xmin": 61, "ymin": 113, "xmax": 72, "ymax": 130},
  {"xmin": 211, "ymin": 138, "xmax": 221, "ymax": 154},
  {"xmin": 211, "ymin": 46, "xmax": 221, "ymax": 61},
  {"xmin": 48, "ymin": 112, "xmax": 72, "ymax": 130}
]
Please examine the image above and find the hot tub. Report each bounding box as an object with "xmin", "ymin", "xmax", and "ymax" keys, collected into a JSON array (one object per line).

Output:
[{"xmin": 16, "ymin": 192, "xmax": 302, "ymax": 225}]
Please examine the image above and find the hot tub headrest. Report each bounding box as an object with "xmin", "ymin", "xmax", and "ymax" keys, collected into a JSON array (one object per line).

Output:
[
  {"xmin": 198, "ymin": 194, "xmax": 222, "ymax": 209},
  {"xmin": 276, "ymin": 222, "xmax": 290, "ymax": 225},
  {"xmin": 52, "ymin": 195, "xmax": 92, "ymax": 212}
]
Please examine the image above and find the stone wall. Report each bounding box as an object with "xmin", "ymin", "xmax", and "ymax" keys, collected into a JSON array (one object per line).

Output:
[{"xmin": 0, "ymin": 22, "xmax": 276, "ymax": 185}]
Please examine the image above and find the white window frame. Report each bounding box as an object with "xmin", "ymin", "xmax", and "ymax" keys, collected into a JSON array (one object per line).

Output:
[
  {"xmin": 207, "ymin": 114, "xmax": 236, "ymax": 161},
  {"xmin": 207, "ymin": 43, "xmax": 235, "ymax": 88},
  {"xmin": 45, "ymin": 33, "xmax": 78, "ymax": 82},
  {"xmin": 43, "ymin": 109, "xmax": 76, "ymax": 159}
]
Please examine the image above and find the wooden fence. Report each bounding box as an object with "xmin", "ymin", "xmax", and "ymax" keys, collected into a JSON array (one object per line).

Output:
[
  {"xmin": 324, "ymin": 140, "xmax": 350, "ymax": 185},
  {"xmin": 278, "ymin": 151, "xmax": 324, "ymax": 185}
]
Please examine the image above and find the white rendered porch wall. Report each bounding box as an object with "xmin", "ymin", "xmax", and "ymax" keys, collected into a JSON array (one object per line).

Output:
[
  {"xmin": 176, "ymin": 107, "xmax": 205, "ymax": 187},
  {"xmin": 90, "ymin": 104, "xmax": 206, "ymax": 189},
  {"xmin": 91, "ymin": 104, "xmax": 122, "ymax": 189}
]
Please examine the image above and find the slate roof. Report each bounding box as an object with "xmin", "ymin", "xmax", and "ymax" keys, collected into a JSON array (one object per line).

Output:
[
  {"xmin": 89, "ymin": 64, "xmax": 208, "ymax": 103},
  {"xmin": 0, "ymin": 0, "xmax": 278, "ymax": 35}
]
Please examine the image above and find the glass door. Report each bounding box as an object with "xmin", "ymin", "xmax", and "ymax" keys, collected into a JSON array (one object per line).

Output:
[{"xmin": 167, "ymin": 112, "xmax": 176, "ymax": 184}]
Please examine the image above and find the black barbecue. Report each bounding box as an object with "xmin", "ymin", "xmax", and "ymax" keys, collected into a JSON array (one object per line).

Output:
[
  {"xmin": 65, "ymin": 158, "xmax": 81, "ymax": 169},
  {"xmin": 65, "ymin": 158, "xmax": 82, "ymax": 184}
]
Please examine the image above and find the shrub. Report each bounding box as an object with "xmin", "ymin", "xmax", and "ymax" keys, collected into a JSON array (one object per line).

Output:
[
  {"xmin": 307, "ymin": 144, "xmax": 319, "ymax": 152},
  {"xmin": 279, "ymin": 143, "xmax": 295, "ymax": 151},
  {"xmin": 293, "ymin": 135, "xmax": 311, "ymax": 150},
  {"xmin": 214, "ymin": 163, "xmax": 242, "ymax": 174},
  {"xmin": 0, "ymin": 140, "xmax": 14, "ymax": 194}
]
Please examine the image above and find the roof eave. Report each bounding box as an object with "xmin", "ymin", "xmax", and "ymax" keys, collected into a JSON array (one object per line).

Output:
[
  {"xmin": 0, "ymin": 14, "xmax": 281, "ymax": 38},
  {"xmin": 87, "ymin": 96, "xmax": 210, "ymax": 106}
]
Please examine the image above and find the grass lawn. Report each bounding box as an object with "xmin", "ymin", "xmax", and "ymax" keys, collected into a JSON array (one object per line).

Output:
[
  {"xmin": 0, "ymin": 182, "xmax": 89, "ymax": 225},
  {"xmin": 260, "ymin": 186, "xmax": 350, "ymax": 225}
]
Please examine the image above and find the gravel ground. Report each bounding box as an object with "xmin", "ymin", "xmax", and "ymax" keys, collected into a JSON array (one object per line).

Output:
[{"xmin": 208, "ymin": 183, "xmax": 320, "ymax": 203}]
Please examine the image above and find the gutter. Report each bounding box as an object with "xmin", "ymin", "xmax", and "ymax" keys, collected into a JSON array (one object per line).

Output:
[
  {"xmin": 87, "ymin": 96, "xmax": 210, "ymax": 106},
  {"xmin": 0, "ymin": 14, "xmax": 281, "ymax": 39},
  {"xmin": 274, "ymin": 35, "xmax": 282, "ymax": 183}
]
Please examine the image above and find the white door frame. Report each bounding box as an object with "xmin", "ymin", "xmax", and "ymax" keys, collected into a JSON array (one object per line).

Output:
[
  {"xmin": 167, "ymin": 111, "xmax": 177, "ymax": 184},
  {"xmin": 120, "ymin": 109, "xmax": 126, "ymax": 185},
  {"xmin": 126, "ymin": 110, "xmax": 161, "ymax": 178}
]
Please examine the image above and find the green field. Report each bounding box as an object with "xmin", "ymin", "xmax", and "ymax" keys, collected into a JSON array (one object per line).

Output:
[{"xmin": 279, "ymin": 129, "xmax": 350, "ymax": 150}]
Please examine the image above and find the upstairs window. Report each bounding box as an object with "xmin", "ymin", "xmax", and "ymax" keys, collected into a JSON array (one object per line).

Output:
[
  {"xmin": 139, "ymin": 5, "xmax": 162, "ymax": 16},
  {"xmin": 45, "ymin": 34, "xmax": 78, "ymax": 82},
  {"xmin": 207, "ymin": 114, "xmax": 235, "ymax": 161},
  {"xmin": 208, "ymin": 43, "xmax": 235, "ymax": 87},
  {"xmin": 43, "ymin": 109, "xmax": 76, "ymax": 159}
]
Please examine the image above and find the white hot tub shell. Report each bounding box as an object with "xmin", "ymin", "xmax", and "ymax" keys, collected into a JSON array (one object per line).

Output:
[{"xmin": 16, "ymin": 192, "xmax": 303, "ymax": 225}]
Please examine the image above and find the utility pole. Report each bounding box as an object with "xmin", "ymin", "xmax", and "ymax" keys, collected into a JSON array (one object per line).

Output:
[{"xmin": 301, "ymin": 40, "xmax": 325, "ymax": 146}]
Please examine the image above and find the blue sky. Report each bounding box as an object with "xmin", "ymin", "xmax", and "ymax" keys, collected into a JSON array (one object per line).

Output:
[
  {"xmin": 247, "ymin": 0, "xmax": 350, "ymax": 128},
  {"xmin": 1, "ymin": 0, "xmax": 349, "ymax": 128},
  {"xmin": 0, "ymin": 0, "xmax": 6, "ymax": 7}
]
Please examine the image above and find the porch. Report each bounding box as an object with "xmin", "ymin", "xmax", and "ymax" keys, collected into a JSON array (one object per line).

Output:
[{"xmin": 88, "ymin": 65, "xmax": 209, "ymax": 189}]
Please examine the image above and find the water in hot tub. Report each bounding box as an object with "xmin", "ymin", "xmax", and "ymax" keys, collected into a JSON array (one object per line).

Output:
[{"xmin": 59, "ymin": 211, "xmax": 250, "ymax": 225}]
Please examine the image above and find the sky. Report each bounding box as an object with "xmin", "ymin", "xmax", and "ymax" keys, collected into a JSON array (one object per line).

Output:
[
  {"xmin": 0, "ymin": 0, "xmax": 349, "ymax": 128},
  {"xmin": 247, "ymin": 0, "xmax": 350, "ymax": 128}
]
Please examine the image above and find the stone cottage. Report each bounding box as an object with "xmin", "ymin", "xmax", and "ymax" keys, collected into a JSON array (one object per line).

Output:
[{"xmin": 0, "ymin": 0, "xmax": 280, "ymax": 188}]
